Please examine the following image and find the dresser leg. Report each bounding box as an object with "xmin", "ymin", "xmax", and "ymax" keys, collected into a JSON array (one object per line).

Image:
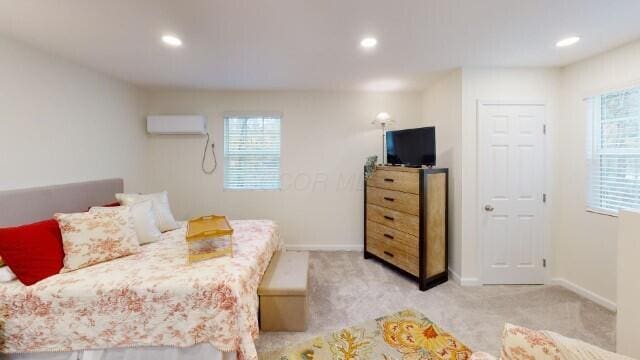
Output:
[
  {"xmin": 419, "ymin": 273, "xmax": 448, "ymax": 291},
  {"xmin": 364, "ymin": 251, "xmax": 371, "ymax": 259},
  {"xmin": 419, "ymin": 277, "xmax": 427, "ymax": 291}
]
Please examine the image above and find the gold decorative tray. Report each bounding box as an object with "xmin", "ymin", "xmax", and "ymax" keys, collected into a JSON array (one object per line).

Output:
[{"xmin": 186, "ymin": 215, "xmax": 234, "ymax": 263}]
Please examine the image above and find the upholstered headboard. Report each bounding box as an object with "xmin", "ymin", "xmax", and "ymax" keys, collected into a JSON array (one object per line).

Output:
[{"xmin": 0, "ymin": 178, "xmax": 123, "ymax": 227}]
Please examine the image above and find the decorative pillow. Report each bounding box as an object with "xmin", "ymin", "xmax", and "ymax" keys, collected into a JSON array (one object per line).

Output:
[
  {"xmin": 0, "ymin": 219, "xmax": 64, "ymax": 285},
  {"xmin": 91, "ymin": 201, "xmax": 161, "ymax": 245},
  {"xmin": 54, "ymin": 207, "xmax": 141, "ymax": 272},
  {"xmin": 86, "ymin": 202, "xmax": 120, "ymax": 211},
  {"xmin": 501, "ymin": 323, "xmax": 561, "ymax": 360},
  {"xmin": 0, "ymin": 266, "xmax": 16, "ymax": 282},
  {"xmin": 116, "ymin": 191, "xmax": 178, "ymax": 232}
]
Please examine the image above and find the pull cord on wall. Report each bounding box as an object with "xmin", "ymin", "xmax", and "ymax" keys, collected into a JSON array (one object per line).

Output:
[{"xmin": 202, "ymin": 132, "xmax": 217, "ymax": 174}]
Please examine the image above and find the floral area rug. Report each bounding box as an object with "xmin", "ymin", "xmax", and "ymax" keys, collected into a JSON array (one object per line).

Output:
[{"xmin": 259, "ymin": 309, "xmax": 473, "ymax": 360}]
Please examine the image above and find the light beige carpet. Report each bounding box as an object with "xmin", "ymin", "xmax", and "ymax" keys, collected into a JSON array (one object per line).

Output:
[
  {"xmin": 260, "ymin": 309, "xmax": 473, "ymax": 360},
  {"xmin": 255, "ymin": 251, "xmax": 615, "ymax": 356}
]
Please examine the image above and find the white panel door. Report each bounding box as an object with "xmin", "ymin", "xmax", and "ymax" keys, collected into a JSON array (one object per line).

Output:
[{"xmin": 479, "ymin": 102, "xmax": 545, "ymax": 284}]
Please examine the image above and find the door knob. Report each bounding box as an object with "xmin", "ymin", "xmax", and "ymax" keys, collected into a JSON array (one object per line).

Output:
[{"xmin": 484, "ymin": 204, "xmax": 494, "ymax": 212}]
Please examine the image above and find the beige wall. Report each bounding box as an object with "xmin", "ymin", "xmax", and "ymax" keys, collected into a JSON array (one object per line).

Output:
[
  {"xmin": 0, "ymin": 33, "xmax": 147, "ymax": 192},
  {"xmin": 422, "ymin": 68, "xmax": 561, "ymax": 284},
  {"xmin": 617, "ymin": 210, "xmax": 640, "ymax": 357},
  {"xmin": 0, "ymin": 32, "xmax": 423, "ymax": 251},
  {"xmin": 423, "ymin": 42, "xmax": 640, "ymax": 306},
  {"xmin": 421, "ymin": 69, "xmax": 463, "ymax": 276},
  {"xmin": 145, "ymin": 90, "xmax": 423, "ymax": 249},
  {"xmin": 4, "ymin": 27, "xmax": 640, "ymax": 306},
  {"xmin": 555, "ymin": 39, "xmax": 640, "ymax": 305},
  {"xmin": 459, "ymin": 68, "xmax": 561, "ymax": 282}
]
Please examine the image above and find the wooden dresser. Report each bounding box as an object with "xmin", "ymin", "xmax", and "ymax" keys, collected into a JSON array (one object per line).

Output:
[{"xmin": 364, "ymin": 165, "xmax": 448, "ymax": 290}]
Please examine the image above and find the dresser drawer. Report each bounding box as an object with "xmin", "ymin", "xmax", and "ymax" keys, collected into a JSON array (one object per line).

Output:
[
  {"xmin": 366, "ymin": 236, "xmax": 419, "ymax": 276},
  {"xmin": 367, "ymin": 170, "xmax": 419, "ymax": 194},
  {"xmin": 366, "ymin": 204, "xmax": 419, "ymax": 237},
  {"xmin": 366, "ymin": 186, "xmax": 419, "ymax": 216},
  {"xmin": 366, "ymin": 220, "xmax": 418, "ymax": 255}
]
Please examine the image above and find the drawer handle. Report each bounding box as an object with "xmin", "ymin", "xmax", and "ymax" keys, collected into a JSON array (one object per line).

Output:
[
  {"xmin": 383, "ymin": 215, "xmax": 395, "ymax": 221},
  {"xmin": 384, "ymin": 178, "xmax": 395, "ymax": 182},
  {"xmin": 383, "ymin": 197, "xmax": 395, "ymax": 202},
  {"xmin": 384, "ymin": 233, "xmax": 394, "ymax": 239},
  {"xmin": 383, "ymin": 251, "xmax": 394, "ymax": 258}
]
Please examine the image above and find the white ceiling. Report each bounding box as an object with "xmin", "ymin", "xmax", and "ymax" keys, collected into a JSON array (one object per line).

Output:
[{"xmin": 1, "ymin": 0, "xmax": 639, "ymax": 91}]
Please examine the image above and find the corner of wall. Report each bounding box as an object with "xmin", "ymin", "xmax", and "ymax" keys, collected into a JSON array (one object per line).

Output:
[
  {"xmin": 421, "ymin": 68, "xmax": 464, "ymax": 277},
  {"xmin": 0, "ymin": 33, "xmax": 150, "ymax": 193}
]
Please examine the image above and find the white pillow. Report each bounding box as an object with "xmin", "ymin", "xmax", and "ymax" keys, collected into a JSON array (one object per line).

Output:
[
  {"xmin": 0, "ymin": 266, "xmax": 16, "ymax": 282},
  {"xmin": 116, "ymin": 191, "xmax": 178, "ymax": 232},
  {"xmin": 91, "ymin": 201, "xmax": 161, "ymax": 245}
]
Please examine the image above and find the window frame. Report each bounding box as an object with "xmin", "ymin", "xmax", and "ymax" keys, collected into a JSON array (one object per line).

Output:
[
  {"xmin": 586, "ymin": 86, "xmax": 640, "ymax": 216},
  {"xmin": 223, "ymin": 114, "xmax": 282, "ymax": 191}
]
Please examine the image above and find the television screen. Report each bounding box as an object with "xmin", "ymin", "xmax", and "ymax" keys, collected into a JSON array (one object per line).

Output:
[{"xmin": 386, "ymin": 126, "xmax": 436, "ymax": 166}]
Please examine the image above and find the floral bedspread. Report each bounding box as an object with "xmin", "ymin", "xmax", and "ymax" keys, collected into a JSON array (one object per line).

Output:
[{"xmin": 0, "ymin": 220, "xmax": 282, "ymax": 360}]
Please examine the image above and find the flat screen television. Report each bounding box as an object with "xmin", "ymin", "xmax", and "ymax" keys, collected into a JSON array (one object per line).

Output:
[{"xmin": 386, "ymin": 126, "xmax": 436, "ymax": 167}]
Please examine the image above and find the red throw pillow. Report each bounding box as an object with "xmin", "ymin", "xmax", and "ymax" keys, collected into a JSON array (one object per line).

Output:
[{"xmin": 0, "ymin": 219, "xmax": 64, "ymax": 285}]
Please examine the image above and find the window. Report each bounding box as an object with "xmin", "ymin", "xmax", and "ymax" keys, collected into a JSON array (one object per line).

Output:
[
  {"xmin": 224, "ymin": 115, "xmax": 281, "ymax": 190},
  {"xmin": 587, "ymin": 87, "xmax": 640, "ymax": 214}
]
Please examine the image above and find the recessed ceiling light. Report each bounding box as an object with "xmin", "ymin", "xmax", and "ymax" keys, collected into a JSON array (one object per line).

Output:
[
  {"xmin": 161, "ymin": 34, "xmax": 182, "ymax": 47},
  {"xmin": 360, "ymin": 37, "xmax": 378, "ymax": 49},
  {"xmin": 556, "ymin": 36, "xmax": 580, "ymax": 48}
]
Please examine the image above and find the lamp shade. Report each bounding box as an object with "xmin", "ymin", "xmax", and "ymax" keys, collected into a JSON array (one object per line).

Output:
[{"xmin": 372, "ymin": 112, "xmax": 395, "ymax": 126}]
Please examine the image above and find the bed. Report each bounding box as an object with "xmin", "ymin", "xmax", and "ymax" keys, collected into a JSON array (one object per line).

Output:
[{"xmin": 0, "ymin": 179, "xmax": 282, "ymax": 360}]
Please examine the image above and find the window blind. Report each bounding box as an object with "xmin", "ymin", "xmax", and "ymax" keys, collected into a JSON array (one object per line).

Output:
[
  {"xmin": 224, "ymin": 116, "xmax": 281, "ymax": 190},
  {"xmin": 587, "ymin": 87, "xmax": 640, "ymax": 214}
]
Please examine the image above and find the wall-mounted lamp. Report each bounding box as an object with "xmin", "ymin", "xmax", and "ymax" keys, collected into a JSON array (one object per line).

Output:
[{"xmin": 372, "ymin": 112, "xmax": 395, "ymax": 164}]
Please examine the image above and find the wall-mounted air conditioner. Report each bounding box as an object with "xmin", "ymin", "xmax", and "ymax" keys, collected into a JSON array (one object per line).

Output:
[{"xmin": 147, "ymin": 115, "xmax": 207, "ymax": 135}]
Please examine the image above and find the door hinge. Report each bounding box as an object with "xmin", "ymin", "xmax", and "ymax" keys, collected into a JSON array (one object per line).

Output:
[
  {"xmin": 543, "ymin": 124, "xmax": 547, "ymax": 134},
  {"xmin": 542, "ymin": 193, "xmax": 547, "ymax": 203},
  {"xmin": 543, "ymin": 258, "xmax": 547, "ymax": 268}
]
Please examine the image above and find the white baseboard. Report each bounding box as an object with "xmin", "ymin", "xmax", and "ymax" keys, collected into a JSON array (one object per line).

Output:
[
  {"xmin": 551, "ymin": 278, "xmax": 617, "ymax": 312},
  {"xmin": 448, "ymin": 268, "xmax": 481, "ymax": 286},
  {"xmin": 461, "ymin": 277, "xmax": 481, "ymax": 286},
  {"xmin": 284, "ymin": 244, "xmax": 364, "ymax": 251},
  {"xmin": 448, "ymin": 268, "xmax": 461, "ymax": 285}
]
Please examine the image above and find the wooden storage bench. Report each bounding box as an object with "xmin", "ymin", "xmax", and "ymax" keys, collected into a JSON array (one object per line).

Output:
[{"xmin": 258, "ymin": 251, "xmax": 309, "ymax": 331}]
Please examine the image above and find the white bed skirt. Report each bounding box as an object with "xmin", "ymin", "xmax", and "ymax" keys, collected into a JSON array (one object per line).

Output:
[{"xmin": 5, "ymin": 343, "xmax": 237, "ymax": 360}]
